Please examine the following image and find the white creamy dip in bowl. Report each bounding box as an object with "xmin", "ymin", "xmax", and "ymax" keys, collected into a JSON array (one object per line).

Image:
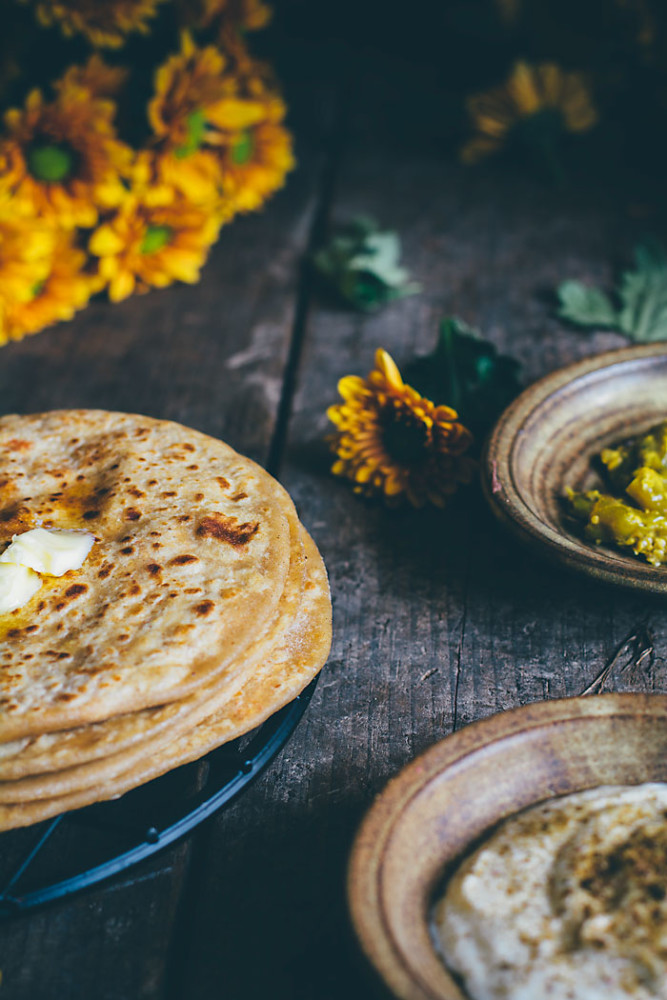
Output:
[{"xmin": 347, "ymin": 694, "xmax": 667, "ymax": 1000}]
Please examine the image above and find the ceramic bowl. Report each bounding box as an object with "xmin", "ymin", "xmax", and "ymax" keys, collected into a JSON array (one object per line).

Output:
[
  {"xmin": 347, "ymin": 694, "xmax": 667, "ymax": 1000},
  {"xmin": 482, "ymin": 344, "xmax": 667, "ymax": 594}
]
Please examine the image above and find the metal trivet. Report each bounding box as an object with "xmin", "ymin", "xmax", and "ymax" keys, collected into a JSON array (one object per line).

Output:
[{"xmin": 0, "ymin": 679, "xmax": 317, "ymax": 917}]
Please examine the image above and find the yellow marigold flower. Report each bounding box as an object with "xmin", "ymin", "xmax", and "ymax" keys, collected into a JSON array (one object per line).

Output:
[
  {"xmin": 205, "ymin": 64, "xmax": 293, "ymax": 212},
  {"xmin": 461, "ymin": 61, "xmax": 598, "ymax": 165},
  {"xmin": 149, "ymin": 148, "xmax": 231, "ymax": 209},
  {"xmin": 148, "ymin": 32, "xmax": 293, "ymax": 211},
  {"xmin": 0, "ymin": 214, "xmax": 55, "ymax": 310},
  {"xmin": 89, "ymin": 195, "xmax": 223, "ymax": 302},
  {"xmin": 0, "ymin": 84, "xmax": 131, "ymax": 229},
  {"xmin": 129, "ymin": 150, "xmax": 182, "ymax": 207},
  {"xmin": 327, "ymin": 349, "xmax": 475, "ymax": 508},
  {"xmin": 56, "ymin": 56, "xmax": 129, "ymax": 98},
  {"xmin": 216, "ymin": 118, "xmax": 294, "ymax": 214},
  {"xmin": 148, "ymin": 32, "xmax": 238, "ymax": 150},
  {"xmin": 129, "ymin": 149, "xmax": 235, "ymax": 220},
  {"xmin": 23, "ymin": 0, "xmax": 168, "ymax": 48},
  {"xmin": 1, "ymin": 232, "xmax": 100, "ymax": 345}
]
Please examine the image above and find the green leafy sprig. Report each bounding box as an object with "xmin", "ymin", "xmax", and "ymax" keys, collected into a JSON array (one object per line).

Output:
[
  {"xmin": 313, "ymin": 216, "xmax": 420, "ymax": 312},
  {"xmin": 403, "ymin": 317, "xmax": 523, "ymax": 439},
  {"xmin": 557, "ymin": 240, "xmax": 667, "ymax": 342}
]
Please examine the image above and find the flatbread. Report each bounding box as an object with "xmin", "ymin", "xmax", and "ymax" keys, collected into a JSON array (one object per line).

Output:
[
  {"xmin": 0, "ymin": 509, "xmax": 306, "ymax": 781},
  {"xmin": 0, "ymin": 519, "xmax": 307, "ymax": 798},
  {"xmin": 0, "ymin": 530, "xmax": 331, "ymax": 831},
  {"xmin": 0, "ymin": 410, "xmax": 293, "ymax": 740}
]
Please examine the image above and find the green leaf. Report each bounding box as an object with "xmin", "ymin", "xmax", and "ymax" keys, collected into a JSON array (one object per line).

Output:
[
  {"xmin": 402, "ymin": 317, "xmax": 523, "ymax": 439},
  {"xmin": 557, "ymin": 280, "xmax": 618, "ymax": 328},
  {"xmin": 618, "ymin": 241, "xmax": 667, "ymax": 342},
  {"xmin": 557, "ymin": 240, "xmax": 667, "ymax": 342},
  {"xmin": 313, "ymin": 217, "xmax": 420, "ymax": 312}
]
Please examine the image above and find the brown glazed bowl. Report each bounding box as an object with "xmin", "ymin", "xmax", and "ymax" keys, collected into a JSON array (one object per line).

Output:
[
  {"xmin": 482, "ymin": 344, "xmax": 667, "ymax": 594},
  {"xmin": 347, "ymin": 694, "xmax": 667, "ymax": 1000}
]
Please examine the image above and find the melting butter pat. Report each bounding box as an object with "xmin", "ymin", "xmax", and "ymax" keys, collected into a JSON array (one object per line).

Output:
[
  {"xmin": 0, "ymin": 528, "xmax": 95, "ymax": 577},
  {"xmin": 0, "ymin": 563, "xmax": 42, "ymax": 614}
]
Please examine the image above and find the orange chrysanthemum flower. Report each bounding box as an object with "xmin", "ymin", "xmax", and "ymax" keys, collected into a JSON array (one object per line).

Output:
[
  {"xmin": 146, "ymin": 33, "xmax": 235, "ymax": 203},
  {"xmin": 0, "ymin": 214, "xmax": 55, "ymax": 310},
  {"xmin": 148, "ymin": 32, "xmax": 293, "ymax": 211},
  {"xmin": 89, "ymin": 194, "xmax": 223, "ymax": 302},
  {"xmin": 148, "ymin": 32, "xmax": 238, "ymax": 151},
  {"xmin": 2, "ymin": 231, "xmax": 100, "ymax": 345},
  {"xmin": 0, "ymin": 84, "xmax": 131, "ymax": 229},
  {"xmin": 461, "ymin": 61, "xmax": 598, "ymax": 164},
  {"xmin": 217, "ymin": 113, "xmax": 294, "ymax": 213},
  {"xmin": 327, "ymin": 349, "xmax": 476, "ymax": 508},
  {"xmin": 139, "ymin": 147, "xmax": 228, "ymax": 208},
  {"xmin": 24, "ymin": 0, "xmax": 168, "ymax": 48}
]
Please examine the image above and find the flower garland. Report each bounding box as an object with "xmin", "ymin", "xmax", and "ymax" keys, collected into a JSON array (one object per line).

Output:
[{"xmin": 0, "ymin": 0, "xmax": 293, "ymax": 344}]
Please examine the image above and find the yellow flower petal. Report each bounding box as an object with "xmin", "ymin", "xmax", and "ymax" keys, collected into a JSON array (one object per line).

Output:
[
  {"xmin": 374, "ymin": 349, "xmax": 404, "ymax": 389},
  {"xmin": 109, "ymin": 269, "xmax": 136, "ymax": 302},
  {"xmin": 206, "ymin": 98, "xmax": 267, "ymax": 131},
  {"xmin": 90, "ymin": 225, "xmax": 126, "ymax": 256},
  {"xmin": 509, "ymin": 61, "xmax": 542, "ymax": 116}
]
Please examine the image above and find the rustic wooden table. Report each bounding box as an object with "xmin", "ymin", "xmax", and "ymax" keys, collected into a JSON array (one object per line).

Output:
[{"xmin": 0, "ymin": 21, "xmax": 664, "ymax": 1000}]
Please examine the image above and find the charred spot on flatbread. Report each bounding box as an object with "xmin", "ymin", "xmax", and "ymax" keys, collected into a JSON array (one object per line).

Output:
[
  {"xmin": 194, "ymin": 600, "xmax": 215, "ymax": 616},
  {"xmin": 196, "ymin": 514, "xmax": 259, "ymax": 546}
]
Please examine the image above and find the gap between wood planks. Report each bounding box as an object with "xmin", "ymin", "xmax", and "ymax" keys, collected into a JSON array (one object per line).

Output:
[
  {"xmin": 265, "ymin": 79, "xmax": 352, "ymax": 478},
  {"xmin": 160, "ymin": 79, "xmax": 351, "ymax": 1000}
]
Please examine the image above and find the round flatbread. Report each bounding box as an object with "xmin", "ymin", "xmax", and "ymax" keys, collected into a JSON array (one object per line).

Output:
[
  {"xmin": 0, "ymin": 518, "xmax": 307, "ymax": 798},
  {"xmin": 0, "ymin": 503, "xmax": 306, "ymax": 780},
  {"xmin": 0, "ymin": 411, "xmax": 293, "ymax": 741},
  {"xmin": 0, "ymin": 530, "xmax": 331, "ymax": 831}
]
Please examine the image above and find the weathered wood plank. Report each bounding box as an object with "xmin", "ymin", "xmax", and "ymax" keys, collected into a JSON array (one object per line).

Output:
[
  {"xmin": 173, "ymin": 60, "xmax": 667, "ymax": 999},
  {"xmin": 0, "ymin": 66, "xmax": 329, "ymax": 1000}
]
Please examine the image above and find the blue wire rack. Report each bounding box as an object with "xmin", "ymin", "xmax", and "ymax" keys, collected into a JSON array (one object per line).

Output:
[{"xmin": 0, "ymin": 678, "xmax": 317, "ymax": 916}]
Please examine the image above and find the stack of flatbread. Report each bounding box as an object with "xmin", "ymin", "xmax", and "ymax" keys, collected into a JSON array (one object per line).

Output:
[{"xmin": 0, "ymin": 410, "xmax": 332, "ymax": 831}]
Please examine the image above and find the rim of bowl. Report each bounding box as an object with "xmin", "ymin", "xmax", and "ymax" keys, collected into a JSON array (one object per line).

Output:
[
  {"xmin": 482, "ymin": 343, "xmax": 667, "ymax": 594},
  {"xmin": 347, "ymin": 692, "xmax": 667, "ymax": 1000}
]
